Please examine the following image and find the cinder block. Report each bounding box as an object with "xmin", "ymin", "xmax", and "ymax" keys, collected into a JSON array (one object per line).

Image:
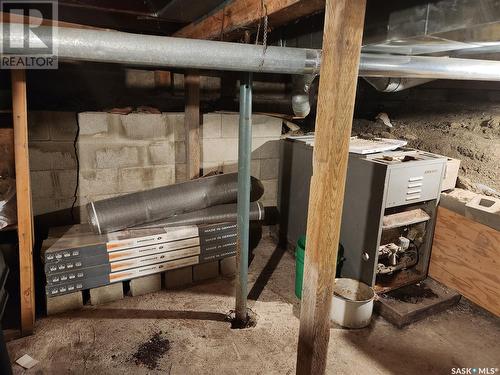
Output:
[
  {"xmin": 193, "ymin": 261, "xmax": 219, "ymax": 282},
  {"xmin": 222, "ymin": 160, "xmax": 260, "ymax": 178},
  {"xmin": 125, "ymin": 69, "xmax": 155, "ymax": 89},
  {"xmin": 202, "ymin": 138, "xmax": 238, "ymax": 162},
  {"xmin": 465, "ymin": 195, "xmax": 500, "ymax": 230},
  {"xmin": 252, "ymin": 115, "xmax": 283, "ymax": 137},
  {"xmin": 261, "ymin": 179, "xmax": 278, "ymax": 202},
  {"xmin": 79, "ymin": 169, "xmax": 119, "ymax": 196},
  {"xmin": 152, "ymin": 165, "xmax": 176, "ymax": 186},
  {"xmin": 164, "ymin": 266, "xmax": 193, "ymax": 289},
  {"xmin": 260, "ymin": 158, "xmax": 280, "ymax": 180},
  {"xmin": 49, "ymin": 111, "xmax": 78, "ymax": 141},
  {"xmin": 46, "ymin": 292, "xmax": 83, "ymax": 315},
  {"xmin": 149, "ymin": 141, "xmax": 176, "ymax": 165},
  {"xmin": 442, "ymin": 157, "xmax": 461, "ymax": 191},
  {"xmin": 54, "ymin": 170, "xmax": 77, "ymax": 198},
  {"xmin": 439, "ymin": 188, "xmax": 477, "ymax": 216},
  {"xmin": 166, "ymin": 113, "xmax": 185, "ymax": 141},
  {"xmin": 119, "ymin": 166, "xmax": 175, "ymax": 193},
  {"xmin": 175, "ymin": 163, "xmax": 187, "ymax": 182},
  {"xmin": 221, "ymin": 114, "xmax": 282, "ymax": 138},
  {"xmin": 175, "ymin": 141, "xmax": 186, "ymax": 163},
  {"xmin": 220, "ymin": 114, "xmax": 239, "ymax": 138},
  {"xmin": 95, "ymin": 146, "xmax": 140, "ymax": 169},
  {"xmin": 28, "ymin": 111, "xmax": 51, "ymax": 141},
  {"xmin": 220, "ymin": 256, "xmax": 236, "ymax": 277},
  {"xmin": 30, "ymin": 170, "xmax": 54, "ymax": 198},
  {"xmin": 121, "ymin": 113, "xmax": 167, "ymax": 139},
  {"xmin": 202, "ymin": 114, "xmax": 222, "ymax": 138},
  {"xmin": 78, "ymin": 112, "xmax": 109, "ymax": 136},
  {"xmin": 129, "ymin": 274, "xmax": 162, "ymax": 297},
  {"xmin": 90, "ymin": 283, "xmax": 124, "ymax": 305},
  {"xmin": 29, "ymin": 142, "xmax": 77, "ymax": 171}
]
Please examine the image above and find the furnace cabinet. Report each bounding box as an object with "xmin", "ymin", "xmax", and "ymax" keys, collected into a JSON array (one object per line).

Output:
[{"xmin": 278, "ymin": 138, "xmax": 447, "ymax": 292}]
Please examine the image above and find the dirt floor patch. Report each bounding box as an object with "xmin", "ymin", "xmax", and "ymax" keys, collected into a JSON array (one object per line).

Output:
[
  {"xmin": 352, "ymin": 103, "xmax": 500, "ymax": 194},
  {"xmin": 228, "ymin": 309, "xmax": 258, "ymax": 329},
  {"xmin": 131, "ymin": 331, "xmax": 170, "ymax": 370}
]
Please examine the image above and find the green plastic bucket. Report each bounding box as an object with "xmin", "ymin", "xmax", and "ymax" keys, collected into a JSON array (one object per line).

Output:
[
  {"xmin": 295, "ymin": 236, "xmax": 306, "ymax": 299},
  {"xmin": 295, "ymin": 236, "xmax": 344, "ymax": 300}
]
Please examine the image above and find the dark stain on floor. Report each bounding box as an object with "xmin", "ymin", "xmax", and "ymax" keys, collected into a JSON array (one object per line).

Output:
[
  {"xmin": 132, "ymin": 331, "xmax": 170, "ymax": 370},
  {"xmin": 384, "ymin": 283, "xmax": 439, "ymax": 304}
]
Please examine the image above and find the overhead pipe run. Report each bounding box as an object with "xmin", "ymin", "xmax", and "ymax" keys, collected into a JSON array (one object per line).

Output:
[
  {"xmin": 10, "ymin": 26, "xmax": 321, "ymax": 75},
  {"xmin": 359, "ymin": 53, "xmax": 500, "ymax": 81},
  {"xmin": 3, "ymin": 26, "xmax": 500, "ymax": 81}
]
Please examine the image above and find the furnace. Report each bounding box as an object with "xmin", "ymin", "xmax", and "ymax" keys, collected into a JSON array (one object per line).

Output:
[{"xmin": 278, "ymin": 138, "xmax": 447, "ymax": 293}]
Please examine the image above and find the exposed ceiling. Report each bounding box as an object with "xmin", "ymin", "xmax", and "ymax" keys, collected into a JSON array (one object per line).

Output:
[{"xmin": 54, "ymin": 0, "xmax": 229, "ymax": 35}]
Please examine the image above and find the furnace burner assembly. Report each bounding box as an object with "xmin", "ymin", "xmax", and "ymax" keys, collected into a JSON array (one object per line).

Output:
[{"xmin": 278, "ymin": 139, "xmax": 446, "ymax": 293}]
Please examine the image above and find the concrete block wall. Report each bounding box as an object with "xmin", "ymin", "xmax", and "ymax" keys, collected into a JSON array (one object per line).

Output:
[
  {"xmin": 28, "ymin": 111, "xmax": 186, "ymax": 221},
  {"xmin": 28, "ymin": 111, "xmax": 281, "ymax": 221},
  {"xmin": 201, "ymin": 114, "xmax": 281, "ymax": 207}
]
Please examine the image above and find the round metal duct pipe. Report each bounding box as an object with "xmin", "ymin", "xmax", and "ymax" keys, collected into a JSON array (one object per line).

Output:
[
  {"xmin": 2, "ymin": 26, "xmax": 500, "ymax": 81},
  {"xmin": 87, "ymin": 173, "xmax": 264, "ymax": 234}
]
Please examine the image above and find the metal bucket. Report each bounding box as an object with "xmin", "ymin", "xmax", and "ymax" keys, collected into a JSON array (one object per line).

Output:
[{"xmin": 330, "ymin": 278, "xmax": 375, "ymax": 329}]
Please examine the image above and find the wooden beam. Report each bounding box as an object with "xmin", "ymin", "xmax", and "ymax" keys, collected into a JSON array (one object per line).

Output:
[
  {"xmin": 174, "ymin": 0, "xmax": 324, "ymax": 40},
  {"xmin": 11, "ymin": 69, "xmax": 35, "ymax": 335},
  {"xmin": 184, "ymin": 72, "xmax": 201, "ymax": 180},
  {"xmin": 296, "ymin": 0, "xmax": 366, "ymax": 374}
]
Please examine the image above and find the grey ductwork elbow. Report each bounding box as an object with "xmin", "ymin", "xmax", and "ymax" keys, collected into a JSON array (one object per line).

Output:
[{"xmin": 292, "ymin": 74, "xmax": 316, "ymax": 118}]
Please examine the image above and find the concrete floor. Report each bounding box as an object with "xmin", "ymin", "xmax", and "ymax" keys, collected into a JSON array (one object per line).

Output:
[{"xmin": 7, "ymin": 236, "xmax": 500, "ymax": 374}]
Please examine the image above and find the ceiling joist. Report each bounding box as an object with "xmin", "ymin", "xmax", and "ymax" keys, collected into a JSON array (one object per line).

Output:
[{"xmin": 174, "ymin": 0, "xmax": 325, "ymax": 41}]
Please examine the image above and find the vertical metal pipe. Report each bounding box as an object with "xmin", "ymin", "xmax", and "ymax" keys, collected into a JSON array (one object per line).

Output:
[{"xmin": 235, "ymin": 73, "xmax": 253, "ymax": 322}]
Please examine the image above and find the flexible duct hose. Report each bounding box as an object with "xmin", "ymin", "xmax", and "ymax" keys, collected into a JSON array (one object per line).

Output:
[
  {"xmin": 86, "ymin": 173, "xmax": 264, "ymax": 234},
  {"xmin": 132, "ymin": 202, "xmax": 264, "ymax": 229}
]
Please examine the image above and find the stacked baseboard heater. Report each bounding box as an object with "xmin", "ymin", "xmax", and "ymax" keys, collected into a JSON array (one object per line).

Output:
[
  {"xmin": 43, "ymin": 222, "xmax": 238, "ymax": 297},
  {"xmin": 43, "ymin": 173, "xmax": 266, "ymax": 298}
]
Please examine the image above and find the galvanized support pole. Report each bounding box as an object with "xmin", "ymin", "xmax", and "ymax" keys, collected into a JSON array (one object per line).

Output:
[{"xmin": 235, "ymin": 73, "xmax": 253, "ymax": 322}]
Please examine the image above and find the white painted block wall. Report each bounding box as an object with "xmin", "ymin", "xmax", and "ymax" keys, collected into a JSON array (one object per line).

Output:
[{"xmin": 201, "ymin": 113, "xmax": 281, "ymax": 207}]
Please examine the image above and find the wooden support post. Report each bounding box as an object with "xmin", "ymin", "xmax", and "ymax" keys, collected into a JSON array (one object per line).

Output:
[
  {"xmin": 184, "ymin": 71, "xmax": 201, "ymax": 180},
  {"xmin": 296, "ymin": 0, "xmax": 366, "ymax": 374},
  {"xmin": 11, "ymin": 69, "xmax": 35, "ymax": 335}
]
